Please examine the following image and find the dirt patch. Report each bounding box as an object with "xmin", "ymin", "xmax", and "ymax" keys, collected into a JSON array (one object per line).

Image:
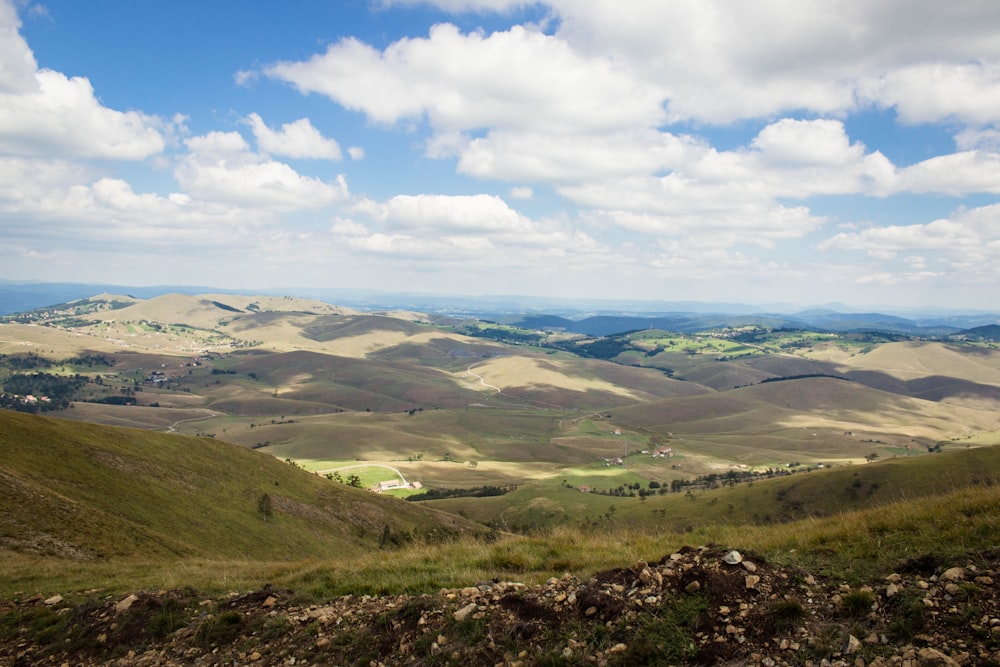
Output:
[{"xmin": 4, "ymin": 546, "xmax": 1000, "ymax": 666}]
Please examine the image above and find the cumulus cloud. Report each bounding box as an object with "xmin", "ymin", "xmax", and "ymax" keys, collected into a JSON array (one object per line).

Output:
[
  {"xmin": 0, "ymin": 157, "xmax": 264, "ymax": 251},
  {"xmin": 0, "ymin": 0, "xmax": 165, "ymax": 159},
  {"xmin": 859, "ymin": 62, "xmax": 1000, "ymax": 127},
  {"xmin": 897, "ymin": 151, "xmax": 1000, "ymax": 196},
  {"xmin": 455, "ymin": 129, "xmax": 701, "ymax": 183},
  {"xmin": 750, "ymin": 119, "xmax": 866, "ymax": 167},
  {"xmin": 264, "ymin": 23, "xmax": 665, "ymax": 133},
  {"xmin": 547, "ymin": 0, "xmax": 1000, "ymax": 124},
  {"xmin": 334, "ymin": 192, "xmax": 604, "ymax": 267},
  {"xmin": 245, "ymin": 113, "xmax": 342, "ymax": 160},
  {"xmin": 381, "ymin": 1, "xmax": 1000, "ymax": 127},
  {"xmin": 351, "ymin": 193, "xmax": 533, "ymax": 234},
  {"xmin": 176, "ymin": 131, "xmax": 349, "ymax": 211},
  {"xmin": 819, "ymin": 204, "xmax": 1000, "ymax": 271}
]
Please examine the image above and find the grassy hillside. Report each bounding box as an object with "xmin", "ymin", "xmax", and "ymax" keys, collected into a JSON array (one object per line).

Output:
[
  {"xmin": 420, "ymin": 443, "xmax": 1000, "ymax": 535},
  {"xmin": 612, "ymin": 376, "xmax": 1000, "ymax": 457},
  {"xmin": 4, "ymin": 430, "xmax": 1000, "ymax": 603},
  {"xmin": 0, "ymin": 410, "xmax": 484, "ymax": 563},
  {"xmin": 6, "ymin": 293, "xmax": 1000, "ymax": 533}
]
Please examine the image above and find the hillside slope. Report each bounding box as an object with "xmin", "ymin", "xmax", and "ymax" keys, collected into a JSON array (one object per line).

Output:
[
  {"xmin": 613, "ymin": 376, "xmax": 1000, "ymax": 447},
  {"xmin": 0, "ymin": 411, "xmax": 483, "ymax": 561}
]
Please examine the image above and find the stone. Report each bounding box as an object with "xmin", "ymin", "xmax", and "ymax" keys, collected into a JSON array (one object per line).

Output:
[
  {"xmin": 115, "ymin": 593, "xmax": 139, "ymax": 613},
  {"xmin": 886, "ymin": 583, "xmax": 900, "ymax": 598},
  {"xmin": 43, "ymin": 595, "xmax": 63, "ymax": 606},
  {"xmin": 315, "ymin": 637, "xmax": 330, "ymax": 650},
  {"xmin": 917, "ymin": 647, "xmax": 960, "ymax": 666},
  {"xmin": 722, "ymin": 550, "xmax": 743, "ymax": 565},
  {"xmin": 743, "ymin": 561, "xmax": 758, "ymax": 573},
  {"xmin": 843, "ymin": 635, "xmax": 862, "ymax": 655},
  {"xmin": 745, "ymin": 575, "xmax": 761, "ymax": 590},
  {"xmin": 685, "ymin": 581, "xmax": 702, "ymax": 594},
  {"xmin": 941, "ymin": 567, "xmax": 966, "ymax": 582},
  {"xmin": 454, "ymin": 602, "xmax": 478, "ymax": 622}
]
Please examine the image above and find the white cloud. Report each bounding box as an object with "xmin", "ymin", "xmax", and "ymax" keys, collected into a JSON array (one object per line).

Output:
[
  {"xmin": 245, "ymin": 113, "xmax": 342, "ymax": 160},
  {"xmin": 373, "ymin": 1, "xmax": 1000, "ymax": 127},
  {"xmin": 510, "ymin": 186, "xmax": 532, "ymax": 199},
  {"xmin": 544, "ymin": 0, "xmax": 1000, "ymax": 124},
  {"xmin": 0, "ymin": 0, "xmax": 164, "ymax": 159},
  {"xmin": 0, "ymin": 0, "xmax": 38, "ymax": 94},
  {"xmin": 0, "ymin": 159, "xmax": 264, "ymax": 250},
  {"xmin": 859, "ymin": 62, "xmax": 1000, "ymax": 126},
  {"xmin": 347, "ymin": 146, "xmax": 365, "ymax": 160},
  {"xmin": 750, "ymin": 119, "xmax": 866, "ymax": 167},
  {"xmin": 265, "ymin": 23, "xmax": 665, "ymax": 133},
  {"xmin": 819, "ymin": 204, "xmax": 1000, "ymax": 264},
  {"xmin": 455, "ymin": 129, "xmax": 701, "ymax": 182},
  {"xmin": 334, "ymin": 192, "xmax": 604, "ymax": 267},
  {"xmin": 896, "ymin": 151, "xmax": 1000, "ymax": 196},
  {"xmin": 955, "ymin": 128, "xmax": 1000, "ymax": 152},
  {"xmin": 353, "ymin": 193, "xmax": 532, "ymax": 234},
  {"xmin": 176, "ymin": 131, "xmax": 349, "ymax": 211}
]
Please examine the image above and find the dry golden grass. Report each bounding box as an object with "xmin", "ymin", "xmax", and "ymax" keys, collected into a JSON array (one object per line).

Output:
[
  {"xmin": 469, "ymin": 356, "xmax": 654, "ymax": 401},
  {"xmin": 56, "ymin": 403, "xmax": 216, "ymax": 431},
  {"xmin": 0, "ymin": 323, "xmax": 124, "ymax": 356},
  {"xmin": 825, "ymin": 341, "xmax": 1000, "ymax": 384}
]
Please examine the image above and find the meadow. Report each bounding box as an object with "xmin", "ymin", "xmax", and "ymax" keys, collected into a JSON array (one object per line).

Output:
[{"xmin": 3, "ymin": 292, "xmax": 1000, "ymax": 532}]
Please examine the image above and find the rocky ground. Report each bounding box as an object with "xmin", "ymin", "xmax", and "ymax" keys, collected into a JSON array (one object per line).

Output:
[{"xmin": 3, "ymin": 545, "xmax": 1000, "ymax": 666}]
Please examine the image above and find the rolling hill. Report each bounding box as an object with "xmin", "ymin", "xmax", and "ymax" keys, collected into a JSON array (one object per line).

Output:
[
  {"xmin": 0, "ymin": 410, "xmax": 483, "ymax": 562},
  {"xmin": 5, "ymin": 290, "xmax": 1000, "ymax": 666},
  {"xmin": 4, "ymin": 291, "xmax": 1000, "ymax": 524}
]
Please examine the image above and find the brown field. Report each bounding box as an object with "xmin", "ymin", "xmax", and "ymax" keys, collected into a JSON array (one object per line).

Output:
[{"xmin": 5, "ymin": 294, "xmax": 1000, "ymax": 515}]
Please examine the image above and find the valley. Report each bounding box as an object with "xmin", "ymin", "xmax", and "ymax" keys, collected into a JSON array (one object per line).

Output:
[
  {"xmin": 4, "ymin": 293, "xmax": 1000, "ymax": 664},
  {"xmin": 3, "ymin": 293, "xmax": 1000, "ymax": 531}
]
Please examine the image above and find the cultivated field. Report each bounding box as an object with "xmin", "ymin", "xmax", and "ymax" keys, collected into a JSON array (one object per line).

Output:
[{"xmin": 3, "ymin": 293, "xmax": 1000, "ymax": 526}]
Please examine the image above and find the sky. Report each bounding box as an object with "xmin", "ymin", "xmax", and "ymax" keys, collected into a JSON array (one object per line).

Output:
[{"xmin": 2, "ymin": 0, "xmax": 1000, "ymax": 310}]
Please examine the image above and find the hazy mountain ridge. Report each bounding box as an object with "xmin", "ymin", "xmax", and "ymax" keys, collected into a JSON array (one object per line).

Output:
[{"xmin": 2, "ymin": 280, "xmax": 998, "ymax": 334}]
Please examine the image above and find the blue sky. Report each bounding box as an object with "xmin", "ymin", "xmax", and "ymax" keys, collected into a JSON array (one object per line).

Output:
[{"xmin": 3, "ymin": 0, "xmax": 1000, "ymax": 310}]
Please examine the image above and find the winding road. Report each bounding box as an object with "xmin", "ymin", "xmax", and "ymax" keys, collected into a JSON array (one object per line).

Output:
[
  {"xmin": 163, "ymin": 412, "xmax": 217, "ymax": 433},
  {"xmin": 466, "ymin": 361, "xmax": 502, "ymax": 394},
  {"xmin": 318, "ymin": 463, "xmax": 410, "ymax": 486}
]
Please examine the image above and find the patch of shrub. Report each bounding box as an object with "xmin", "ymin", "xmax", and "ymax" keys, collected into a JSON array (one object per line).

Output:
[
  {"xmin": 195, "ymin": 611, "xmax": 243, "ymax": 647},
  {"xmin": 885, "ymin": 590, "xmax": 926, "ymax": 641},
  {"xmin": 610, "ymin": 595, "xmax": 706, "ymax": 666},
  {"xmin": 841, "ymin": 589, "xmax": 876, "ymax": 617},
  {"xmin": 767, "ymin": 598, "xmax": 806, "ymax": 632}
]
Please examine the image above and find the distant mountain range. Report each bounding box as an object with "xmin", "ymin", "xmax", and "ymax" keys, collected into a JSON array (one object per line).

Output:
[{"xmin": 1, "ymin": 279, "xmax": 997, "ymax": 336}]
